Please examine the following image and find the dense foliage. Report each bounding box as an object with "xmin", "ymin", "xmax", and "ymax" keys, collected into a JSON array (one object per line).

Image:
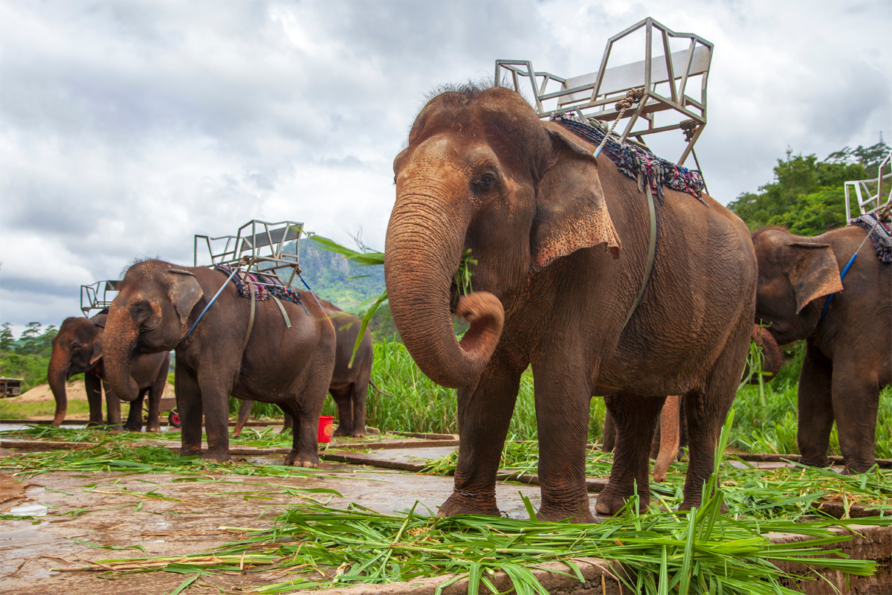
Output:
[
  {"xmin": 0, "ymin": 322, "xmax": 59, "ymax": 391},
  {"xmin": 727, "ymin": 141, "xmax": 889, "ymax": 235}
]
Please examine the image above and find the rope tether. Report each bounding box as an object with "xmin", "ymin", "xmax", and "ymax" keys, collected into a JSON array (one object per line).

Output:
[{"xmin": 593, "ymin": 87, "xmax": 645, "ymax": 160}]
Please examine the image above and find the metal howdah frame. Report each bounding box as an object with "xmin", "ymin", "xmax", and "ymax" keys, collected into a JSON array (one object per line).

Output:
[
  {"xmin": 495, "ymin": 17, "xmax": 713, "ymax": 166},
  {"xmin": 845, "ymin": 153, "xmax": 891, "ymax": 219},
  {"xmin": 194, "ymin": 220, "xmax": 312, "ymax": 287},
  {"xmin": 80, "ymin": 280, "xmax": 121, "ymax": 316}
]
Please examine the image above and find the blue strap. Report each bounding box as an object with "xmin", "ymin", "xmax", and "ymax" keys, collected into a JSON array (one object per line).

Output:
[
  {"xmin": 178, "ymin": 266, "xmax": 241, "ymax": 344},
  {"xmin": 817, "ymin": 252, "xmax": 858, "ymax": 326},
  {"xmin": 297, "ymin": 274, "xmax": 325, "ymax": 314}
]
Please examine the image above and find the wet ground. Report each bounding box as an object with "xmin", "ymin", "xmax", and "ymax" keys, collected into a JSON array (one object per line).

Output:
[{"xmin": 0, "ymin": 437, "xmax": 559, "ymax": 595}]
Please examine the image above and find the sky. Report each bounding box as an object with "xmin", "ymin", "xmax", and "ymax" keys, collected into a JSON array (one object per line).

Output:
[{"xmin": 1, "ymin": 0, "xmax": 890, "ymax": 333}]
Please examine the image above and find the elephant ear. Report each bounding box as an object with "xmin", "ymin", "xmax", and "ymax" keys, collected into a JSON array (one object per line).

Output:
[
  {"xmin": 786, "ymin": 242, "xmax": 843, "ymax": 314},
  {"xmin": 530, "ymin": 125, "xmax": 621, "ymax": 272},
  {"xmin": 167, "ymin": 271, "xmax": 204, "ymax": 327},
  {"xmin": 90, "ymin": 329, "xmax": 104, "ymax": 365}
]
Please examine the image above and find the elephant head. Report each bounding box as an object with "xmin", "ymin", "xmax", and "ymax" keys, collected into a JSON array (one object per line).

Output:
[
  {"xmin": 104, "ymin": 260, "xmax": 203, "ymax": 401},
  {"xmin": 751, "ymin": 228, "xmax": 843, "ymax": 345},
  {"xmin": 385, "ymin": 85, "xmax": 620, "ymax": 388},
  {"xmin": 48, "ymin": 316, "xmax": 104, "ymax": 425}
]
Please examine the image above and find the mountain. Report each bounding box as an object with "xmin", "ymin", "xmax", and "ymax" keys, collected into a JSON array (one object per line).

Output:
[{"xmin": 292, "ymin": 236, "xmax": 386, "ymax": 309}]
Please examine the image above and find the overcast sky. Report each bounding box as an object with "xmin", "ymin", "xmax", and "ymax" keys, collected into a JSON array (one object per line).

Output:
[{"xmin": 1, "ymin": 0, "xmax": 889, "ymax": 333}]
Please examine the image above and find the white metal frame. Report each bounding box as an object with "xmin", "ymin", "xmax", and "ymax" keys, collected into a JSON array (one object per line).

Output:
[
  {"xmin": 81, "ymin": 280, "xmax": 121, "ymax": 316},
  {"xmin": 194, "ymin": 220, "xmax": 311, "ymax": 287},
  {"xmin": 845, "ymin": 153, "xmax": 891, "ymax": 218},
  {"xmin": 495, "ymin": 17, "xmax": 713, "ymax": 165}
]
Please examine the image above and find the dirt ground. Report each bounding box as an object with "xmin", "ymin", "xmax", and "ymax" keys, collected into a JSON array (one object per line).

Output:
[{"xmin": 0, "ymin": 449, "xmax": 545, "ymax": 595}]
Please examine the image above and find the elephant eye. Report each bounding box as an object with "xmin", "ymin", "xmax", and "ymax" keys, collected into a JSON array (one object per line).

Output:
[{"xmin": 473, "ymin": 173, "xmax": 495, "ymax": 192}]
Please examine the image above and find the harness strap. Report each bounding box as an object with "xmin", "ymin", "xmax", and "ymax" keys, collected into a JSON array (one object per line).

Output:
[
  {"xmin": 271, "ymin": 296, "xmax": 292, "ymax": 328},
  {"xmin": 179, "ymin": 266, "xmax": 240, "ymax": 344},
  {"xmin": 242, "ymin": 280, "xmax": 257, "ymax": 351},
  {"xmin": 623, "ymin": 184, "xmax": 658, "ymax": 328}
]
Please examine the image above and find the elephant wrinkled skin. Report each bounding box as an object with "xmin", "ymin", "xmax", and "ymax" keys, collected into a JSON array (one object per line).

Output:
[
  {"xmin": 384, "ymin": 85, "xmax": 757, "ymax": 521},
  {"xmin": 48, "ymin": 312, "xmax": 169, "ymax": 430},
  {"xmin": 752, "ymin": 226, "xmax": 892, "ymax": 473},
  {"xmin": 102, "ymin": 261, "xmax": 336, "ymax": 466}
]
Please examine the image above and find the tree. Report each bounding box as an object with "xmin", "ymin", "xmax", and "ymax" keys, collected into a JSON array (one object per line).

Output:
[{"xmin": 0, "ymin": 323, "xmax": 14, "ymax": 351}]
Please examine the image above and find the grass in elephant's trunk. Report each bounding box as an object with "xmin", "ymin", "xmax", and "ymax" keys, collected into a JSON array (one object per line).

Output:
[{"xmin": 54, "ymin": 413, "xmax": 889, "ymax": 595}]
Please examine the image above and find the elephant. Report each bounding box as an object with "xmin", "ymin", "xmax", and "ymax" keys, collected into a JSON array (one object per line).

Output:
[
  {"xmin": 232, "ymin": 299, "xmax": 392, "ymax": 439},
  {"xmin": 102, "ymin": 260, "xmax": 337, "ymax": 466},
  {"xmin": 384, "ymin": 84, "xmax": 757, "ymax": 521},
  {"xmin": 48, "ymin": 311, "xmax": 169, "ymax": 431},
  {"xmin": 752, "ymin": 225, "xmax": 891, "ymax": 472},
  {"xmin": 600, "ymin": 324, "xmax": 784, "ymax": 481}
]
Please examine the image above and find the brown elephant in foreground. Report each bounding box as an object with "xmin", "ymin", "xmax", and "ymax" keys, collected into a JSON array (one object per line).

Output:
[
  {"xmin": 233, "ymin": 299, "xmax": 392, "ymax": 438},
  {"xmin": 752, "ymin": 226, "xmax": 891, "ymax": 472},
  {"xmin": 601, "ymin": 324, "xmax": 784, "ymax": 482},
  {"xmin": 384, "ymin": 84, "xmax": 757, "ymax": 521},
  {"xmin": 102, "ymin": 260, "xmax": 336, "ymax": 466},
  {"xmin": 48, "ymin": 311, "xmax": 169, "ymax": 430}
]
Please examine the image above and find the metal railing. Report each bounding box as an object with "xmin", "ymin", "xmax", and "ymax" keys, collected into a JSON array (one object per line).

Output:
[
  {"xmin": 845, "ymin": 153, "xmax": 892, "ymax": 218},
  {"xmin": 80, "ymin": 280, "xmax": 121, "ymax": 316},
  {"xmin": 495, "ymin": 17, "xmax": 713, "ymax": 165}
]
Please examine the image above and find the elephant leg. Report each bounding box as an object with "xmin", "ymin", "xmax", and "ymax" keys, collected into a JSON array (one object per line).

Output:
[
  {"xmin": 175, "ymin": 363, "xmax": 203, "ymax": 456},
  {"xmin": 680, "ymin": 344, "xmax": 740, "ymax": 511},
  {"xmin": 232, "ymin": 400, "xmax": 253, "ymax": 438},
  {"xmin": 103, "ymin": 381, "xmax": 123, "ymax": 429},
  {"xmin": 438, "ymin": 356, "xmax": 523, "ymax": 518},
  {"xmin": 199, "ymin": 381, "xmax": 233, "ymax": 462},
  {"xmin": 832, "ymin": 361, "xmax": 880, "ymax": 473},
  {"xmin": 85, "ymin": 372, "xmax": 104, "ymax": 426},
  {"xmin": 282, "ymin": 410, "xmax": 294, "ymax": 434},
  {"xmin": 350, "ymin": 383, "xmax": 368, "ymax": 438},
  {"xmin": 796, "ymin": 347, "xmax": 834, "ymax": 468},
  {"xmin": 596, "ymin": 394, "xmax": 664, "ymax": 516},
  {"xmin": 123, "ymin": 390, "xmax": 146, "ymax": 432},
  {"xmin": 283, "ymin": 360, "xmax": 332, "ymax": 468},
  {"xmin": 601, "ymin": 408, "xmax": 615, "ymax": 452},
  {"xmin": 144, "ymin": 365, "xmax": 166, "ymax": 433},
  {"xmin": 331, "ymin": 389, "xmax": 354, "ymax": 437}
]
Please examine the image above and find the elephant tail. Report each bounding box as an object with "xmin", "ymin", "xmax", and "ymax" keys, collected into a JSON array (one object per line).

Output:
[{"xmin": 369, "ymin": 379, "xmax": 394, "ymax": 399}]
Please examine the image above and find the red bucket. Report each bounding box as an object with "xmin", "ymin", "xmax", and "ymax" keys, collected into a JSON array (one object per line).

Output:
[{"xmin": 317, "ymin": 415, "xmax": 334, "ymax": 443}]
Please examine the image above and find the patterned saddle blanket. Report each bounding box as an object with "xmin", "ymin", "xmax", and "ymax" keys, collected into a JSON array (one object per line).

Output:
[
  {"xmin": 551, "ymin": 113, "xmax": 707, "ymax": 203},
  {"xmin": 850, "ymin": 213, "xmax": 892, "ymax": 264},
  {"xmin": 215, "ymin": 265, "xmax": 305, "ymax": 306}
]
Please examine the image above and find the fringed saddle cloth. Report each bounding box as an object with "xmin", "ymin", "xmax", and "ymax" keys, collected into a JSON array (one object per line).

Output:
[
  {"xmin": 215, "ymin": 265, "xmax": 306, "ymax": 307},
  {"xmin": 850, "ymin": 213, "xmax": 892, "ymax": 264},
  {"xmin": 551, "ymin": 113, "xmax": 707, "ymax": 203}
]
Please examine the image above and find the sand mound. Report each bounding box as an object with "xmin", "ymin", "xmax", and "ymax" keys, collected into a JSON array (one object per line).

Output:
[{"xmin": 4, "ymin": 381, "xmax": 175, "ymax": 404}]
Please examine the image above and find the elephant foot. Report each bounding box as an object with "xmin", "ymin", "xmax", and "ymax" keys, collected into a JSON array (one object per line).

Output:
[
  {"xmin": 537, "ymin": 502, "xmax": 597, "ymax": 523},
  {"xmin": 333, "ymin": 426, "xmax": 353, "ymax": 437},
  {"xmin": 86, "ymin": 420, "xmax": 103, "ymax": 428},
  {"xmin": 122, "ymin": 424, "xmax": 142, "ymax": 433},
  {"xmin": 437, "ymin": 490, "xmax": 500, "ymax": 517},
  {"xmin": 201, "ymin": 450, "xmax": 233, "ymax": 463},
  {"xmin": 179, "ymin": 448, "xmax": 203, "ymax": 457},
  {"xmin": 145, "ymin": 424, "xmax": 161, "ymax": 433},
  {"xmin": 351, "ymin": 430, "xmax": 366, "ymax": 438},
  {"xmin": 106, "ymin": 424, "xmax": 124, "ymax": 432},
  {"xmin": 799, "ymin": 455, "xmax": 832, "ymax": 468},
  {"xmin": 595, "ymin": 484, "xmax": 649, "ymax": 516},
  {"xmin": 284, "ymin": 451, "xmax": 319, "ymax": 468},
  {"xmin": 843, "ymin": 460, "xmax": 875, "ymax": 475}
]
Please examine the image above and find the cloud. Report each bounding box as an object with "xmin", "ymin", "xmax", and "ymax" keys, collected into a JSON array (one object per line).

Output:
[{"xmin": 1, "ymin": 0, "xmax": 889, "ymax": 327}]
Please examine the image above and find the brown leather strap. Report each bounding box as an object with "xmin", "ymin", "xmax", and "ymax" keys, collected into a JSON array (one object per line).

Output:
[
  {"xmin": 242, "ymin": 281, "xmax": 256, "ymax": 352},
  {"xmin": 271, "ymin": 296, "xmax": 292, "ymax": 328}
]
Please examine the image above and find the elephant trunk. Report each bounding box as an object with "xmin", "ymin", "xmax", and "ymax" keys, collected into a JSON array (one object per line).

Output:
[
  {"xmin": 748, "ymin": 325, "xmax": 784, "ymax": 384},
  {"xmin": 47, "ymin": 348, "xmax": 70, "ymax": 426},
  {"xmin": 103, "ymin": 304, "xmax": 141, "ymax": 402},
  {"xmin": 385, "ymin": 181, "xmax": 504, "ymax": 389}
]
